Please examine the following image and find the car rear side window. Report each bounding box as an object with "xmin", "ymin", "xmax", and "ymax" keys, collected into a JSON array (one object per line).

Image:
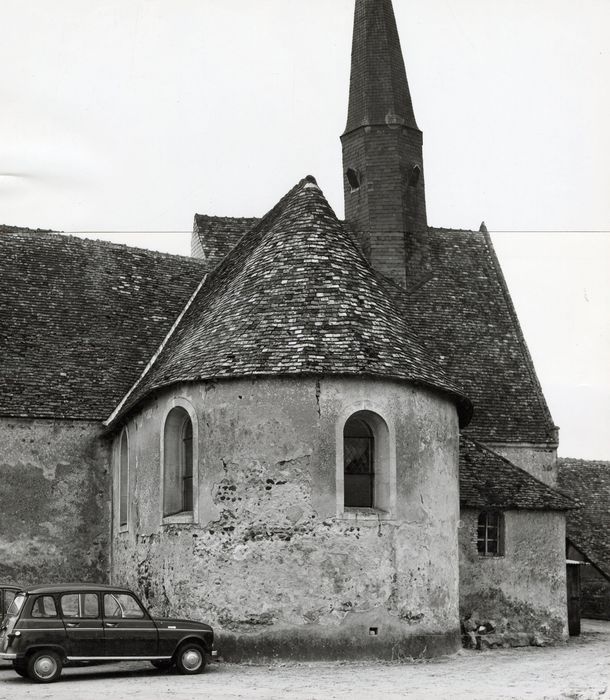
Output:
[
  {"xmin": 31, "ymin": 595, "xmax": 58, "ymax": 618},
  {"xmin": 104, "ymin": 593, "xmax": 145, "ymax": 619},
  {"xmin": 61, "ymin": 593, "xmax": 100, "ymax": 618}
]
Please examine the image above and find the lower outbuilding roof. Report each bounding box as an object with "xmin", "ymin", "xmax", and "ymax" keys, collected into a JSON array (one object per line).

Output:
[
  {"xmin": 460, "ymin": 437, "xmax": 574, "ymax": 511},
  {"xmin": 558, "ymin": 458, "xmax": 610, "ymax": 580}
]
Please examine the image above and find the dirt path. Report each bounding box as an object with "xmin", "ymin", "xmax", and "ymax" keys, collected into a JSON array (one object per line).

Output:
[{"xmin": 1, "ymin": 620, "xmax": 609, "ymax": 700}]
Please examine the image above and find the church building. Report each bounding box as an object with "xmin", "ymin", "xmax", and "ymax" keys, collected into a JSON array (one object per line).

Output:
[{"xmin": 0, "ymin": 0, "xmax": 575, "ymax": 659}]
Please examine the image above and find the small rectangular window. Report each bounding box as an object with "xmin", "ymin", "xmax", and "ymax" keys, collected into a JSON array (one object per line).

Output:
[{"xmin": 477, "ymin": 511, "xmax": 504, "ymax": 556}]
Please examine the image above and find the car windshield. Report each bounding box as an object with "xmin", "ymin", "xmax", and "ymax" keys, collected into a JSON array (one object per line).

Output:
[{"xmin": 6, "ymin": 593, "xmax": 25, "ymax": 617}]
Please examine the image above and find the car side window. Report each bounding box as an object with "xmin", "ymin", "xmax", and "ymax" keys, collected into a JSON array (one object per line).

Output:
[
  {"xmin": 60, "ymin": 593, "xmax": 99, "ymax": 618},
  {"xmin": 31, "ymin": 595, "xmax": 58, "ymax": 618},
  {"xmin": 103, "ymin": 593, "xmax": 145, "ymax": 619}
]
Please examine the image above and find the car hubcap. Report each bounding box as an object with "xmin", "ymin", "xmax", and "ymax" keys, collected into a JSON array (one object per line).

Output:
[
  {"xmin": 34, "ymin": 656, "xmax": 57, "ymax": 679},
  {"xmin": 182, "ymin": 649, "xmax": 202, "ymax": 671}
]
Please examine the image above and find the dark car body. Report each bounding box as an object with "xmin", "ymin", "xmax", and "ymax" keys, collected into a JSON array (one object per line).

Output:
[
  {"xmin": 0, "ymin": 583, "xmax": 215, "ymax": 682},
  {"xmin": 0, "ymin": 586, "xmax": 19, "ymax": 619}
]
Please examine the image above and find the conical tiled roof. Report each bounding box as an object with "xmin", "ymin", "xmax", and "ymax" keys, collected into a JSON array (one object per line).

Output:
[{"xmin": 107, "ymin": 177, "xmax": 471, "ymax": 426}]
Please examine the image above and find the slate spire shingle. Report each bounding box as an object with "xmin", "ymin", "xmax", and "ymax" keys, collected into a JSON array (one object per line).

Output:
[{"xmin": 344, "ymin": 0, "xmax": 418, "ymax": 134}]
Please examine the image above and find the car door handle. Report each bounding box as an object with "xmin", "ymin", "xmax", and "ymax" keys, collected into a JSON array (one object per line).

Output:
[
  {"xmin": 105, "ymin": 622, "xmax": 118, "ymax": 627},
  {"xmin": 66, "ymin": 622, "xmax": 79, "ymax": 628}
]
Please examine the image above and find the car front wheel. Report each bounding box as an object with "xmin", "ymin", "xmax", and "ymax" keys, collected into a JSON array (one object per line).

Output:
[
  {"xmin": 175, "ymin": 642, "xmax": 206, "ymax": 675},
  {"xmin": 27, "ymin": 650, "xmax": 63, "ymax": 683}
]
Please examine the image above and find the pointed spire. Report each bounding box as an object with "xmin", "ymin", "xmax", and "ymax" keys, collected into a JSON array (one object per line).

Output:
[{"xmin": 344, "ymin": 0, "xmax": 418, "ymax": 135}]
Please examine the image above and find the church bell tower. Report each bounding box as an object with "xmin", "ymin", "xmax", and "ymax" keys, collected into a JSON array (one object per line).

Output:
[{"xmin": 341, "ymin": 0, "xmax": 427, "ymax": 288}]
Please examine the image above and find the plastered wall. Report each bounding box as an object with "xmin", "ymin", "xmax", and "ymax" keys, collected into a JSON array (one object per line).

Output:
[
  {"xmin": 488, "ymin": 443, "xmax": 558, "ymax": 487},
  {"xmin": 0, "ymin": 418, "xmax": 110, "ymax": 586},
  {"xmin": 111, "ymin": 376, "xmax": 461, "ymax": 660},
  {"xmin": 459, "ymin": 508, "xmax": 567, "ymax": 642}
]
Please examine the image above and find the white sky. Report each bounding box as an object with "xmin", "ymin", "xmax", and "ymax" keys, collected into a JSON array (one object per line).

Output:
[{"xmin": 1, "ymin": 0, "xmax": 609, "ymax": 460}]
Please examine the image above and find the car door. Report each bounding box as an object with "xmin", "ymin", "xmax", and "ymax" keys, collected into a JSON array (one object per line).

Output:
[
  {"xmin": 59, "ymin": 592, "xmax": 105, "ymax": 658},
  {"xmin": 102, "ymin": 592, "xmax": 158, "ymax": 658}
]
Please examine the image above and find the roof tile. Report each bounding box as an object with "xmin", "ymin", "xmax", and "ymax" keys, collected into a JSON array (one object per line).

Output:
[
  {"xmin": 111, "ymin": 177, "xmax": 471, "ymax": 425},
  {"xmin": 0, "ymin": 226, "xmax": 204, "ymax": 419},
  {"xmin": 460, "ymin": 438, "xmax": 574, "ymax": 511},
  {"xmin": 558, "ymin": 458, "xmax": 610, "ymax": 579}
]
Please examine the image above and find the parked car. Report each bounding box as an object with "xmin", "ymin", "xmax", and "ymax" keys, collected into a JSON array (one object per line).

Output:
[
  {"xmin": 0, "ymin": 583, "xmax": 216, "ymax": 683},
  {"xmin": 0, "ymin": 585, "xmax": 20, "ymax": 620}
]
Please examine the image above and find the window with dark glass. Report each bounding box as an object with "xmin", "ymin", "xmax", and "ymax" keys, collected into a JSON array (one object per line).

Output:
[
  {"xmin": 408, "ymin": 164, "xmax": 421, "ymax": 187},
  {"xmin": 346, "ymin": 167, "xmax": 360, "ymax": 191},
  {"xmin": 164, "ymin": 407, "xmax": 195, "ymax": 517},
  {"xmin": 344, "ymin": 416, "xmax": 375, "ymax": 507},
  {"xmin": 182, "ymin": 418, "xmax": 193, "ymax": 512},
  {"xmin": 477, "ymin": 511, "xmax": 504, "ymax": 556},
  {"xmin": 119, "ymin": 430, "xmax": 129, "ymax": 528}
]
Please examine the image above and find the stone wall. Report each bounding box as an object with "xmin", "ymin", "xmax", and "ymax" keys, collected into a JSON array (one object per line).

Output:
[
  {"xmin": 459, "ymin": 508, "xmax": 567, "ymax": 645},
  {"xmin": 0, "ymin": 417, "xmax": 110, "ymax": 586},
  {"xmin": 111, "ymin": 376, "xmax": 461, "ymax": 660}
]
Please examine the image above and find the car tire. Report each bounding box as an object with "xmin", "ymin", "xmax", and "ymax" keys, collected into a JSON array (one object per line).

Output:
[
  {"xmin": 150, "ymin": 659, "xmax": 174, "ymax": 670},
  {"xmin": 26, "ymin": 650, "xmax": 63, "ymax": 683},
  {"xmin": 12, "ymin": 660, "xmax": 28, "ymax": 678},
  {"xmin": 175, "ymin": 642, "xmax": 206, "ymax": 675}
]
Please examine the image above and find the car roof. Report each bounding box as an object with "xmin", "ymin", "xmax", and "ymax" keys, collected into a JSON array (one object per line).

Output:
[
  {"xmin": 21, "ymin": 583, "xmax": 134, "ymax": 595},
  {"xmin": 0, "ymin": 584, "xmax": 20, "ymax": 590}
]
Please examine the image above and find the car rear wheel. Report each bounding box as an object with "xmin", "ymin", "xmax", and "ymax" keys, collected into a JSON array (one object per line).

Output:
[
  {"xmin": 175, "ymin": 642, "xmax": 206, "ymax": 675},
  {"xmin": 27, "ymin": 650, "xmax": 63, "ymax": 683},
  {"xmin": 150, "ymin": 659, "xmax": 174, "ymax": 670},
  {"xmin": 12, "ymin": 660, "xmax": 28, "ymax": 677}
]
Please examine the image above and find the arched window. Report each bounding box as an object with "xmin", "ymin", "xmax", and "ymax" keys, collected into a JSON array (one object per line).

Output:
[
  {"xmin": 337, "ymin": 407, "xmax": 394, "ymax": 518},
  {"xmin": 477, "ymin": 511, "xmax": 505, "ymax": 556},
  {"xmin": 408, "ymin": 164, "xmax": 421, "ymax": 187},
  {"xmin": 346, "ymin": 167, "xmax": 360, "ymax": 191},
  {"xmin": 163, "ymin": 407, "xmax": 195, "ymax": 517},
  {"xmin": 118, "ymin": 430, "xmax": 129, "ymax": 528},
  {"xmin": 344, "ymin": 415, "xmax": 375, "ymax": 507}
]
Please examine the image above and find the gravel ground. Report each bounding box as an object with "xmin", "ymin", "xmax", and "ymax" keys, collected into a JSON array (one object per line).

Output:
[{"xmin": 1, "ymin": 620, "xmax": 609, "ymax": 700}]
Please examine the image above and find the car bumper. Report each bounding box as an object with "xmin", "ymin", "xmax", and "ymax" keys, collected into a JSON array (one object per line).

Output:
[{"xmin": 0, "ymin": 653, "xmax": 17, "ymax": 660}]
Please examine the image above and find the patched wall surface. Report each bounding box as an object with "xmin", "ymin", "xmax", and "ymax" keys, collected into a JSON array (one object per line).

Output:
[
  {"xmin": 459, "ymin": 508, "xmax": 567, "ymax": 645},
  {"xmin": 488, "ymin": 444, "xmax": 558, "ymax": 487},
  {"xmin": 0, "ymin": 418, "xmax": 110, "ymax": 585},
  {"xmin": 111, "ymin": 376, "xmax": 461, "ymax": 660}
]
